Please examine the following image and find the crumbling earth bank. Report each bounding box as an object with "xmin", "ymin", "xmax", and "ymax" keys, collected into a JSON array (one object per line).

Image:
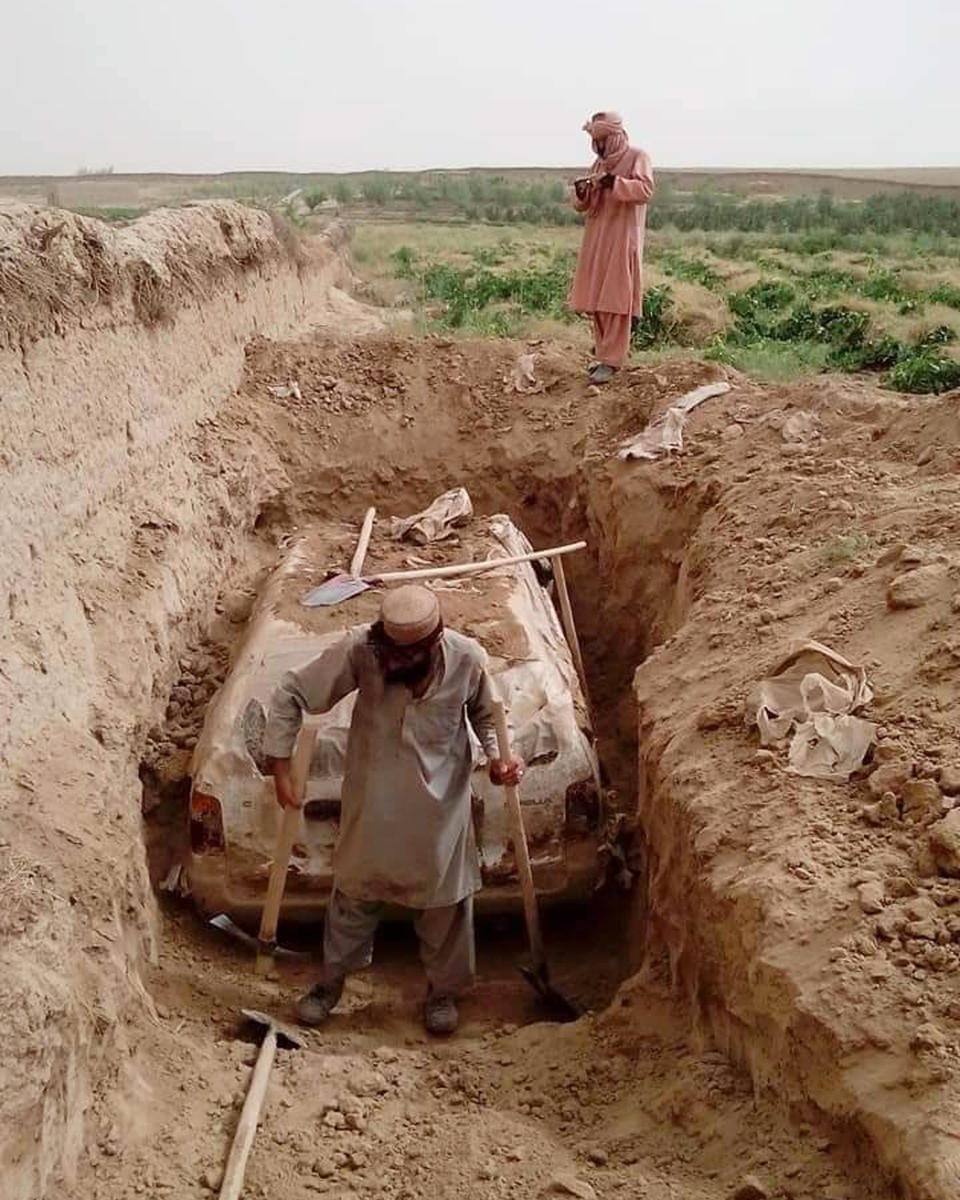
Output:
[{"xmin": 0, "ymin": 202, "xmax": 353, "ymax": 1198}]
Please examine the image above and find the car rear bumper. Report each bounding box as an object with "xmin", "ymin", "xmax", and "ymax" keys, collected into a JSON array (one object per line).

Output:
[{"xmin": 185, "ymin": 838, "xmax": 602, "ymax": 927}]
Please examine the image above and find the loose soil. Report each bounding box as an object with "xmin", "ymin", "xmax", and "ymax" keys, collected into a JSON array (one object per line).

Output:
[
  {"xmin": 8, "ymin": 222, "xmax": 960, "ymax": 1198},
  {"xmin": 117, "ymin": 327, "xmax": 958, "ymax": 1200}
]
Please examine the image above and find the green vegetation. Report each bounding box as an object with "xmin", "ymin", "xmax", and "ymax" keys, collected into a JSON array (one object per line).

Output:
[
  {"xmin": 367, "ymin": 218, "xmax": 960, "ymax": 394},
  {"xmin": 389, "ymin": 242, "xmax": 576, "ymax": 336},
  {"xmin": 304, "ymin": 188, "xmax": 328, "ymax": 211},
  {"xmin": 820, "ymin": 533, "xmax": 872, "ymax": 564}
]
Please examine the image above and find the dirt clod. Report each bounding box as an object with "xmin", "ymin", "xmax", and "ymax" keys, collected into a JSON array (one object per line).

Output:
[{"xmin": 732, "ymin": 1177, "xmax": 769, "ymax": 1200}]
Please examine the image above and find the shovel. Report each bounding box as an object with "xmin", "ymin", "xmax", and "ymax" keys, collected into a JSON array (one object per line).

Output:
[
  {"xmin": 301, "ymin": 540, "xmax": 588, "ymax": 607},
  {"xmin": 491, "ymin": 697, "xmax": 580, "ymax": 1022},
  {"xmin": 206, "ymin": 722, "xmax": 316, "ymax": 967}
]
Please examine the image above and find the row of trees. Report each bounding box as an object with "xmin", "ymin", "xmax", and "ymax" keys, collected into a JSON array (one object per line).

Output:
[
  {"xmin": 297, "ymin": 171, "xmax": 960, "ymax": 237},
  {"xmin": 648, "ymin": 189, "xmax": 960, "ymax": 237},
  {"xmin": 304, "ymin": 173, "xmax": 567, "ymax": 213}
]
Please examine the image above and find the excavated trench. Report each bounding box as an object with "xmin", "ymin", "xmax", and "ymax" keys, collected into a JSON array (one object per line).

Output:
[
  {"xmin": 121, "ymin": 334, "xmax": 893, "ymax": 1200},
  {"xmin": 1, "ymin": 198, "xmax": 915, "ymax": 1197},
  {"xmin": 140, "ymin": 436, "xmax": 682, "ymax": 1017}
]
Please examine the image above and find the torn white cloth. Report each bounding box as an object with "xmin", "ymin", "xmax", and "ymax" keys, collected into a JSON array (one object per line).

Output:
[
  {"xmin": 508, "ymin": 353, "xmax": 538, "ymax": 394},
  {"xmin": 618, "ymin": 382, "xmax": 731, "ymax": 461},
  {"xmin": 267, "ymin": 380, "xmax": 302, "ymax": 401},
  {"xmin": 750, "ymin": 640, "xmax": 876, "ymax": 779},
  {"xmin": 388, "ymin": 488, "xmax": 473, "ymax": 545},
  {"xmin": 788, "ymin": 713, "xmax": 876, "ymax": 779}
]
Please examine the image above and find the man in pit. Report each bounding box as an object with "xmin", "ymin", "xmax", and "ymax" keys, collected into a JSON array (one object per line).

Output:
[{"xmin": 264, "ymin": 584, "xmax": 524, "ymax": 1035}]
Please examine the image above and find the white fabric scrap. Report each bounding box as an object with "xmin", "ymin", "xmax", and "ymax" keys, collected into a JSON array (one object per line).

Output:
[
  {"xmin": 388, "ymin": 487, "xmax": 474, "ymax": 545},
  {"xmin": 508, "ymin": 353, "xmax": 539, "ymax": 394},
  {"xmin": 618, "ymin": 382, "xmax": 731, "ymax": 461},
  {"xmin": 751, "ymin": 640, "xmax": 876, "ymax": 780},
  {"xmin": 267, "ymin": 380, "xmax": 302, "ymax": 401},
  {"xmin": 781, "ymin": 410, "xmax": 818, "ymax": 443}
]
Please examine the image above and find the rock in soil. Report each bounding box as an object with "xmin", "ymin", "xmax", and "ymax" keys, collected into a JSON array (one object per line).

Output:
[
  {"xmin": 929, "ymin": 810, "xmax": 960, "ymax": 876},
  {"xmin": 887, "ymin": 564, "xmax": 950, "ymax": 609},
  {"xmin": 543, "ymin": 1173, "xmax": 598, "ymax": 1200}
]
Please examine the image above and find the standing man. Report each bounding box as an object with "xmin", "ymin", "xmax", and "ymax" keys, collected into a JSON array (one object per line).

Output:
[
  {"xmin": 570, "ymin": 112, "xmax": 655, "ymax": 384},
  {"xmin": 263, "ymin": 585, "xmax": 524, "ymax": 1035}
]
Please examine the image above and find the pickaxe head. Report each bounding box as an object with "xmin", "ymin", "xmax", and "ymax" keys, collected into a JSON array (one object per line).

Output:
[{"xmin": 241, "ymin": 1008, "xmax": 304, "ymax": 1050}]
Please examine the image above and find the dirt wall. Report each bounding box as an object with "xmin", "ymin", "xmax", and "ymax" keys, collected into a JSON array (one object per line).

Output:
[
  {"xmin": 0, "ymin": 202, "xmax": 353, "ymax": 1198},
  {"xmin": 622, "ymin": 382, "xmax": 960, "ymax": 1200}
]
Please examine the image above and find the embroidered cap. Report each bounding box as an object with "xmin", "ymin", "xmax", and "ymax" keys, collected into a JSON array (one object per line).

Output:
[{"xmin": 380, "ymin": 585, "xmax": 442, "ymax": 646}]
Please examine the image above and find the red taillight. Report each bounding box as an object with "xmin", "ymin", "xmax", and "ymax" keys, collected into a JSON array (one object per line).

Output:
[{"xmin": 190, "ymin": 791, "xmax": 225, "ymax": 853}]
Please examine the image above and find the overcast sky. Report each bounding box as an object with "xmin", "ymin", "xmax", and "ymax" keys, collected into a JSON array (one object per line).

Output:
[{"xmin": 1, "ymin": 0, "xmax": 957, "ymax": 176}]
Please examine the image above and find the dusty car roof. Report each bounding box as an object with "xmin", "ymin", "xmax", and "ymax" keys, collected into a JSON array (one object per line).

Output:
[{"xmin": 189, "ymin": 513, "xmax": 598, "ymax": 898}]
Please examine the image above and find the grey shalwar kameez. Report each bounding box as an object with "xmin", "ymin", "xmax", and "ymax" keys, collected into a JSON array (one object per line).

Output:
[{"xmin": 263, "ymin": 626, "xmax": 499, "ymax": 995}]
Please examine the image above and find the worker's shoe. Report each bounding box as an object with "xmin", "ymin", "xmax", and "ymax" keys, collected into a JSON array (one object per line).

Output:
[
  {"xmin": 297, "ymin": 979, "xmax": 343, "ymax": 1026},
  {"xmin": 423, "ymin": 991, "xmax": 459, "ymax": 1035},
  {"xmin": 589, "ymin": 363, "xmax": 617, "ymax": 385}
]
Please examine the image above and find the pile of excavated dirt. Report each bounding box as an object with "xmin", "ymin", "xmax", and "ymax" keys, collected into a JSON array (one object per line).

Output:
[{"xmin": 5, "ymin": 201, "xmax": 960, "ymax": 1200}]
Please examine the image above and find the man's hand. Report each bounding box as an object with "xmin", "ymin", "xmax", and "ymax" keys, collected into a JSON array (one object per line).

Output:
[
  {"xmin": 598, "ymin": 173, "xmax": 616, "ymax": 191},
  {"xmin": 489, "ymin": 757, "xmax": 526, "ymax": 787},
  {"xmin": 270, "ymin": 757, "xmax": 302, "ymax": 810}
]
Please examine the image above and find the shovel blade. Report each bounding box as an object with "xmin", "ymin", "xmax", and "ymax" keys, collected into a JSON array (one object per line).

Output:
[
  {"xmin": 517, "ymin": 962, "xmax": 581, "ymax": 1022},
  {"xmin": 301, "ymin": 574, "xmax": 370, "ymax": 607}
]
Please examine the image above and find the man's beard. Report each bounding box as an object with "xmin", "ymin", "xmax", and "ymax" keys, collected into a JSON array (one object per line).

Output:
[{"xmin": 384, "ymin": 657, "xmax": 434, "ymax": 687}]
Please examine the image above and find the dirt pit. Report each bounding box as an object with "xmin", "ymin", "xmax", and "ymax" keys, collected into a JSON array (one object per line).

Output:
[{"xmin": 76, "ymin": 327, "xmax": 958, "ymax": 1200}]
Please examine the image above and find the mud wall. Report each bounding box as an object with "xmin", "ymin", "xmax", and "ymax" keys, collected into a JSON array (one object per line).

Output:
[{"xmin": 0, "ymin": 203, "xmax": 350, "ymax": 1198}]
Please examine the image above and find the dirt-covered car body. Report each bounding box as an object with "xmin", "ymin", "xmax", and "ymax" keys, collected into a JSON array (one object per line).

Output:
[{"xmin": 186, "ymin": 514, "xmax": 602, "ymax": 921}]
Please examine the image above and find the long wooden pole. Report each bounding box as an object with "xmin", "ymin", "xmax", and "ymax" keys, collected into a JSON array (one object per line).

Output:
[
  {"xmin": 370, "ymin": 541, "xmax": 586, "ymax": 584},
  {"xmin": 349, "ymin": 507, "xmax": 376, "ymax": 577},
  {"xmin": 552, "ymin": 555, "xmax": 593, "ymax": 717}
]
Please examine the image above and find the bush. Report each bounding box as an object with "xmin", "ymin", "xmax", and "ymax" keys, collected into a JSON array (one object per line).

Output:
[
  {"xmin": 390, "ymin": 246, "xmax": 417, "ymax": 278},
  {"xmin": 887, "ymin": 351, "xmax": 960, "ymax": 394},
  {"xmin": 304, "ymin": 189, "xmax": 328, "ymax": 211},
  {"xmin": 362, "ymin": 176, "xmax": 392, "ymax": 206},
  {"xmin": 632, "ymin": 285, "xmax": 675, "ymax": 348},
  {"xmin": 928, "ymin": 283, "xmax": 960, "ymax": 310}
]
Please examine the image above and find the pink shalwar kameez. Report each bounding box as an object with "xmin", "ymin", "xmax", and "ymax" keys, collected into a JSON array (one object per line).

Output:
[{"xmin": 570, "ymin": 114, "xmax": 655, "ymax": 369}]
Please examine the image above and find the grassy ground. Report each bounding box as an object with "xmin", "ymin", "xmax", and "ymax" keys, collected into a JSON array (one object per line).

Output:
[{"xmin": 352, "ymin": 221, "xmax": 960, "ymax": 393}]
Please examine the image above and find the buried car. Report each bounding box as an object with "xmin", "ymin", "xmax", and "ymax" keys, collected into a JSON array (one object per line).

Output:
[{"xmin": 185, "ymin": 509, "xmax": 604, "ymax": 922}]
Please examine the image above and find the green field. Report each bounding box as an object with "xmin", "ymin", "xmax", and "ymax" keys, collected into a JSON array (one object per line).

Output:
[{"xmin": 353, "ymin": 216, "xmax": 960, "ymax": 393}]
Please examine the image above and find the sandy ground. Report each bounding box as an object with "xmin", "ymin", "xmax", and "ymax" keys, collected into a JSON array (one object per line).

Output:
[{"xmin": 63, "ymin": 898, "xmax": 878, "ymax": 1200}]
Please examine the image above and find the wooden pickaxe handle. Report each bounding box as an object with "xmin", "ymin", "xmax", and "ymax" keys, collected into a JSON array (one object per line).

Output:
[
  {"xmin": 255, "ymin": 725, "xmax": 314, "ymax": 975},
  {"xmin": 218, "ymin": 1024, "xmax": 277, "ymax": 1200}
]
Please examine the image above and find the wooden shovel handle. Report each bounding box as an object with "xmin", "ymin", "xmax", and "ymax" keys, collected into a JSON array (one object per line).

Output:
[
  {"xmin": 491, "ymin": 699, "xmax": 545, "ymax": 969},
  {"xmin": 218, "ymin": 1026, "xmax": 277, "ymax": 1200},
  {"xmin": 255, "ymin": 726, "xmax": 314, "ymax": 973},
  {"xmin": 350, "ymin": 507, "xmax": 376, "ymax": 578}
]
